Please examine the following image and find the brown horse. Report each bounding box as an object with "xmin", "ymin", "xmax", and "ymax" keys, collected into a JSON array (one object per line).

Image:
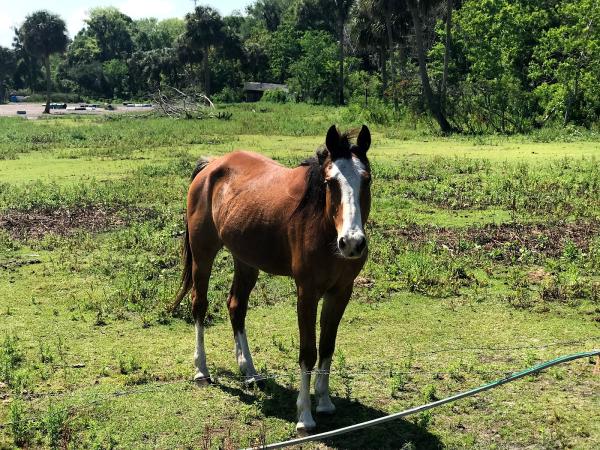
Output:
[{"xmin": 173, "ymin": 125, "xmax": 372, "ymax": 431}]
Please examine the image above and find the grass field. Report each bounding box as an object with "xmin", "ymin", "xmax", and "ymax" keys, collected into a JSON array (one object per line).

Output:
[{"xmin": 1, "ymin": 104, "xmax": 599, "ymax": 449}]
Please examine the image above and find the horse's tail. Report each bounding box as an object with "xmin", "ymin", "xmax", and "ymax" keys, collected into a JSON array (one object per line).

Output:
[
  {"xmin": 190, "ymin": 157, "xmax": 211, "ymax": 181},
  {"xmin": 172, "ymin": 220, "xmax": 193, "ymax": 312},
  {"xmin": 171, "ymin": 158, "xmax": 211, "ymax": 313}
]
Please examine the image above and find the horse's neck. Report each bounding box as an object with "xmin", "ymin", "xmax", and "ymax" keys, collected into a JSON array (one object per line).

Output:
[{"xmin": 285, "ymin": 167, "xmax": 308, "ymax": 200}]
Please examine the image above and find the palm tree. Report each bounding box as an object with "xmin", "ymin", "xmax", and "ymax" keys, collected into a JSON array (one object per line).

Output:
[
  {"xmin": 374, "ymin": 0, "xmax": 409, "ymax": 109},
  {"xmin": 352, "ymin": 0, "xmax": 388, "ymax": 94},
  {"xmin": 184, "ymin": 6, "xmax": 225, "ymax": 95},
  {"xmin": 334, "ymin": 0, "xmax": 355, "ymax": 105},
  {"xmin": 20, "ymin": 11, "xmax": 68, "ymax": 114}
]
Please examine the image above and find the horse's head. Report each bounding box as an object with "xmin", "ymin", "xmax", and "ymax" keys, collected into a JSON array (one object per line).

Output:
[{"xmin": 319, "ymin": 124, "xmax": 371, "ymax": 259}]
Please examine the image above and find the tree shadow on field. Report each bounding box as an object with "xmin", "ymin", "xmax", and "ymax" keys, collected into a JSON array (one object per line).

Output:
[{"xmin": 216, "ymin": 372, "xmax": 442, "ymax": 449}]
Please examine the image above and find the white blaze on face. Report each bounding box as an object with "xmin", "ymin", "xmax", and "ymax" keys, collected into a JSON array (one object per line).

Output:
[{"xmin": 329, "ymin": 156, "xmax": 367, "ymax": 256}]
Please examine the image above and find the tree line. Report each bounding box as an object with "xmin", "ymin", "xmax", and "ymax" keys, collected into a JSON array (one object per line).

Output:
[{"xmin": 0, "ymin": 0, "xmax": 599, "ymax": 133}]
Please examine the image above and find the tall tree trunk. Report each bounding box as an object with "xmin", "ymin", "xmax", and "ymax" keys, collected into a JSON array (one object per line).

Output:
[
  {"xmin": 385, "ymin": 15, "xmax": 398, "ymax": 110},
  {"xmin": 338, "ymin": 15, "xmax": 345, "ymax": 105},
  {"xmin": 202, "ymin": 44, "xmax": 210, "ymax": 95},
  {"xmin": 408, "ymin": 0, "xmax": 453, "ymax": 133},
  {"xmin": 441, "ymin": 0, "xmax": 453, "ymax": 108},
  {"xmin": 43, "ymin": 54, "xmax": 51, "ymax": 114},
  {"xmin": 380, "ymin": 45, "xmax": 388, "ymax": 98},
  {"xmin": 28, "ymin": 55, "xmax": 35, "ymax": 94}
]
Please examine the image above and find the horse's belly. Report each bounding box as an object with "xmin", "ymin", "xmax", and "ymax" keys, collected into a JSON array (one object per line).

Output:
[
  {"xmin": 222, "ymin": 231, "xmax": 292, "ymax": 275},
  {"xmin": 216, "ymin": 204, "xmax": 293, "ymax": 275}
]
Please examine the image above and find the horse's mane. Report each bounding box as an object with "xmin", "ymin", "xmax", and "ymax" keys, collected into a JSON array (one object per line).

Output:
[{"xmin": 294, "ymin": 155, "xmax": 326, "ymax": 215}]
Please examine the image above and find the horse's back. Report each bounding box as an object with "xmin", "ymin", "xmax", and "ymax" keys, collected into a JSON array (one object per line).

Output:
[
  {"xmin": 187, "ymin": 151, "xmax": 306, "ymax": 274},
  {"xmin": 192, "ymin": 150, "xmax": 304, "ymax": 203}
]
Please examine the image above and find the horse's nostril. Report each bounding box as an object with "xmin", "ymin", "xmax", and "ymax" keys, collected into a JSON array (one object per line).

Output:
[
  {"xmin": 339, "ymin": 237, "xmax": 347, "ymax": 249},
  {"xmin": 356, "ymin": 237, "xmax": 366, "ymax": 253}
]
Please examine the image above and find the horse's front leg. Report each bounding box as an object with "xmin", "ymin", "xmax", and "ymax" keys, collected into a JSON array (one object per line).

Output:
[
  {"xmin": 295, "ymin": 285, "xmax": 319, "ymax": 432},
  {"xmin": 315, "ymin": 284, "xmax": 352, "ymax": 414}
]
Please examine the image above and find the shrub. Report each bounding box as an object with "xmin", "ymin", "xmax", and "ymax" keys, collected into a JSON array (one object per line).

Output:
[
  {"xmin": 0, "ymin": 335, "xmax": 24, "ymax": 387},
  {"xmin": 212, "ymin": 86, "xmax": 243, "ymax": 103},
  {"xmin": 44, "ymin": 402, "xmax": 70, "ymax": 449},
  {"xmin": 10, "ymin": 400, "xmax": 32, "ymax": 447},
  {"xmin": 260, "ymin": 88, "xmax": 289, "ymax": 103}
]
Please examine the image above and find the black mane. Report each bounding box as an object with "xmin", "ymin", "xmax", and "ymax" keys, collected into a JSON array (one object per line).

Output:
[{"xmin": 294, "ymin": 155, "xmax": 326, "ymax": 215}]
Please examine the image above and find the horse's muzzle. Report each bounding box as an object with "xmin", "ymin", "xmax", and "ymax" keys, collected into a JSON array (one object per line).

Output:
[{"xmin": 338, "ymin": 233, "xmax": 367, "ymax": 259}]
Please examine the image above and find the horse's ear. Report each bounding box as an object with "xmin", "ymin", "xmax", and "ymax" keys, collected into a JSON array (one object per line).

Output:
[
  {"xmin": 316, "ymin": 147, "xmax": 329, "ymax": 165},
  {"xmin": 325, "ymin": 125, "xmax": 341, "ymax": 157},
  {"xmin": 356, "ymin": 125, "xmax": 371, "ymax": 155}
]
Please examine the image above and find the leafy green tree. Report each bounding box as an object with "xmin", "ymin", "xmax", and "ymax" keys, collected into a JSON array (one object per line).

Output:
[
  {"xmin": 247, "ymin": 0, "xmax": 294, "ymax": 32},
  {"xmin": 67, "ymin": 32, "xmax": 101, "ymax": 65},
  {"xmin": 243, "ymin": 41, "xmax": 271, "ymax": 81},
  {"xmin": 133, "ymin": 18, "xmax": 185, "ymax": 51},
  {"xmin": 449, "ymin": 0, "xmax": 554, "ymax": 132},
  {"xmin": 295, "ymin": 0, "xmax": 337, "ymax": 34},
  {"xmin": 103, "ymin": 59, "xmax": 129, "ymax": 98},
  {"xmin": 530, "ymin": 0, "xmax": 600, "ymax": 125},
  {"xmin": 265, "ymin": 23, "xmax": 301, "ymax": 82},
  {"xmin": 0, "ymin": 46, "xmax": 17, "ymax": 102},
  {"xmin": 296, "ymin": 0, "xmax": 356, "ymax": 103},
  {"xmin": 86, "ymin": 8, "xmax": 135, "ymax": 61},
  {"xmin": 289, "ymin": 30, "xmax": 339, "ymax": 102},
  {"xmin": 20, "ymin": 11, "xmax": 68, "ymax": 113}
]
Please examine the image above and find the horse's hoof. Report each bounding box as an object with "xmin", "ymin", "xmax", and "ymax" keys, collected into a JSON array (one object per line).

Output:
[
  {"xmin": 194, "ymin": 375, "xmax": 212, "ymax": 386},
  {"xmin": 316, "ymin": 401, "xmax": 336, "ymax": 415},
  {"xmin": 296, "ymin": 408, "xmax": 316, "ymax": 434},
  {"xmin": 296, "ymin": 420, "xmax": 316, "ymax": 435}
]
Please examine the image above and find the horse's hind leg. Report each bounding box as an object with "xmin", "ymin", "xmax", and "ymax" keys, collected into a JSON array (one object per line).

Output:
[
  {"xmin": 228, "ymin": 258, "xmax": 260, "ymax": 382},
  {"xmin": 191, "ymin": 243, "xmax": 220, "ymax": 385}
]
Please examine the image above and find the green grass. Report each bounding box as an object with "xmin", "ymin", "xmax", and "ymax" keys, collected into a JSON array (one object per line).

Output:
[{"xmin": 1, "ymin": 104, "xmax": 599, "ymax": 449}]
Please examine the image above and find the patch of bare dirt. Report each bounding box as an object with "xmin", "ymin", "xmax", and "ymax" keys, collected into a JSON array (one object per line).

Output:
[
  {"xmin": 354, "ymin": 276, "xmax": 375, "ymax": 288},
  {"xmin": 0, "ymin": 256, "xmax": 41, "ymax": 271},
  {"xmin": 0, "ymin": 205, "xmax": 157, "ymax": 240},
  {"xmin": 527, "ymin": 267, "xmax": 552, "ymax": 283},
  {"xmin": 384, "ymin": 221, "xmax": 600, "ymax": 260}
]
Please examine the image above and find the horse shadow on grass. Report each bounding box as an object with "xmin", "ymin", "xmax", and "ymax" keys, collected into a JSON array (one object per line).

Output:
[{"xmin": 215, "ymin": 370, "xmax": 442, "ymax": 449}]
